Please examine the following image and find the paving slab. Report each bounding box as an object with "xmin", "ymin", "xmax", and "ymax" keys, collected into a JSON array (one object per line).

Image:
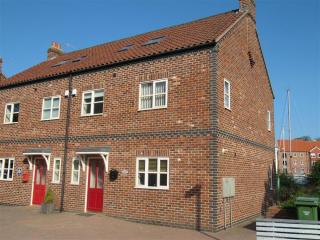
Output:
[{"xmin": 0, "ymin": 205, "xmax": 256, "ymax": 240}]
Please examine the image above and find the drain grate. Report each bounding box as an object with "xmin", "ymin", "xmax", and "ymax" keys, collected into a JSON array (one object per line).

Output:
[{"xmin": 77, "ymin": 213, "xmax": 95, "ymax": 217}]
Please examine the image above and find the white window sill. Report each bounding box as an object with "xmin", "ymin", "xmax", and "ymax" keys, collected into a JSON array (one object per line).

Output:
[
  {"xmin": 138, "ymin": 106, "xmax": 167, "ymax": 112},
  {"xmin": 134, "ymin": 186, "xmax": 169, "ymax": 190},
  {"xmin": 224, "ymin": 106, "xmax": 231, "ymax": 111},
  {"xmin": 80, "ymin": 113, "xmax": 103, "ymax": 117},
  {"xmin": 0, "ymin": 179, "xmax": 13, "ymax": 181},
  {"xmin": 70, "ymin": 182, "xmax": 80, "ymax": 185},
  {"xmin": 51, "ymin": 181, "xmax": 61, "ymax": 185},
  {"xmin": 3, "ymin": 122, "xmax": 18, "ymax": 125}
]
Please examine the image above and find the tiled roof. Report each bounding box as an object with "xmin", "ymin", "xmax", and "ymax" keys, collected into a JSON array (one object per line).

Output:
[
  {"xmin": 2, "ymin": 10, "xmax": 244, "ymax": 88},
  {"xmin": 278, "ymin": 140, "xmax": 320, "ymax": 152}
]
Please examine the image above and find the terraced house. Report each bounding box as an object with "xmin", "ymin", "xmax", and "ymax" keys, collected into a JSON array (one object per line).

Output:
[{"xmin": 0, "ymin": 0, "xmax": 275, "ymax": 232}]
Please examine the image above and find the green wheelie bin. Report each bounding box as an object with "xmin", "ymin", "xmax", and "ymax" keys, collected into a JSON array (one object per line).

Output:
[{"xmin": 295, "ymin": 197, "xmax": 319, "ymax": 221}]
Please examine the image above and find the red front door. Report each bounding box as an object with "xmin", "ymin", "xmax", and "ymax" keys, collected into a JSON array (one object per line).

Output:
[
  {"xmin": 87, "ymin": 158, "xmax": 104, "ymax": 212},
  {"xmin": 33, "ymin": 158, "xmax": 47, "ymax": 205}
]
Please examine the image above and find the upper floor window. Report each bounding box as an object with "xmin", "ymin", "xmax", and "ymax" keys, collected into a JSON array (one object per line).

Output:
[
  {"xmin": 52, "ymin": 158, "xmax": 61, "ymax": 184},
  {"xmin": 311, "ymin": 153, "xmax": 316, "ymax": 158},
  {"xmin": 42, "ymin": 96, "xmax": 61, "ymax": 120},
  {"xmin": 300, "ymin": 153, "xmax": 304, "ymax": 157},
  {"xmin": 136, "ymin": 157, "xmax": 169, "ymax": 189},
  {"xmin": 267, "ymin": 110, "xmax": 272, "ymax": 131},
  {"xmin": 224, "ymin": 79, "xmax": 231, "ymax": 110},
  {"xmin": 0, "ymin": 158, "xmax": 14, "ymax": 181},
  {"xmin": 139, "ymin": 79, "xmax": 168, "ymax": 110},
  {"xmin": 81, "ymin": 89, "xmax": 104, "ymax": 116},
  {"xmin": 318, "ymin": 153, "xmax": 320, "ymax": 158},
  {"xmin": 4, "ymin": 103, "xmax": 20, "ymax": 124}
]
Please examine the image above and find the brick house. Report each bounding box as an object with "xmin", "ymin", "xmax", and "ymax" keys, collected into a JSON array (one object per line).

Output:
[
  {"xmin": 0, "ymin": 0, "xmax": 274, "ymax": 232},
  {"xmin": 278, "ymin": 140, "xmax": 320, "ymax": 175}
]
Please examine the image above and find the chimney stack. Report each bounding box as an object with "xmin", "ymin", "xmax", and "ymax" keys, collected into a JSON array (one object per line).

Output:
[
  {"xmin": 47, "ymin": 41, "xmax": 63, "ymax": 60},
  {"xmin": 0, "ymin": 58, "xmax": 5, "ymax": 80},
  {"xmin": 239, "ymin": 0, "xmax": 256, "ymax": 20}
]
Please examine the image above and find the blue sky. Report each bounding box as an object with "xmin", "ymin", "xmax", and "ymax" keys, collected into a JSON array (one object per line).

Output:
[{"xmin": 0, "ymin": 0, "xmax": 319, "ymax": 139}]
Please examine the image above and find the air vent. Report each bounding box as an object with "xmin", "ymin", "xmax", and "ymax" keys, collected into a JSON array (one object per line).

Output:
[
  {"xmin": 52, "ymin": 60, "xmax": 69, "ymax": 67},
  {"xmin": 72, "ymin": 55, "xmax": 87, "ymax": 63},
  {"xmin": 248, "ymin": 51, "xmax": 255, "ymax": 67},
  {"xmin": 143, "ymin": 36, "xmax": 165, "ymax": 46},
  {"xmin": 118, "ymin": 44, "xmax": 134, "ymax": 52}
]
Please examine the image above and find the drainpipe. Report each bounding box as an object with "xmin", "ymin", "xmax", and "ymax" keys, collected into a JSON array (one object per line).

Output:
[{"xmin": 60, "ymin": 74, "xmax": 73, "ymax": 212}]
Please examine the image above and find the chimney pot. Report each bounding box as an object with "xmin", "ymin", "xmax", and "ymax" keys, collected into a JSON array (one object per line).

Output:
[{"xmin": 47, "ymin": 41, "xmax": 64, "ymax": 60}]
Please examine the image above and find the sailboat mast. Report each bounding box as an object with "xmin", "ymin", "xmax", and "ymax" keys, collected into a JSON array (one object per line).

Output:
[{"xmin": 288, "ymin": 90, "xmax": 292, "ymax": 162}]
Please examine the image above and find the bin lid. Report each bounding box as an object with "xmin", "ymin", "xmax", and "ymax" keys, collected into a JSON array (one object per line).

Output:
[{"xmin": 295, "ymin": 197, "xmax": 319, "ymax": 206}]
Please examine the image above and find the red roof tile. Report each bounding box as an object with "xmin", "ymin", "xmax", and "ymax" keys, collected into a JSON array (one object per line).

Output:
[
  {"xmin": 2, "ymin": 10, "xmax": 244, "ymax": 88},
  {"xmin": 278, "ymin": 140, "xmax": 320, "ymax": 152}
]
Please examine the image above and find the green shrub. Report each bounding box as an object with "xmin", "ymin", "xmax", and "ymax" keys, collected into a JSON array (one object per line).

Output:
[
  {"xmin": 278, "ymin": 173, "xmax": 297, "ymax": 202},
  {"xmin": 44, "ymin": 188, "xmax": 54, "ymax": 204},
  {"xmin": 309, "ymin": 162, "xmax": 320, "ymax": 185}
]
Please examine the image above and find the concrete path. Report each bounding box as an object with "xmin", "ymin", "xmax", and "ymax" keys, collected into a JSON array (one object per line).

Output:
[{"xmin": 0, "ymin": 205, "xmax": 256, "ymax": 240}]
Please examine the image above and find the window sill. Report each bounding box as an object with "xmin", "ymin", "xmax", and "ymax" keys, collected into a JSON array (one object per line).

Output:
[
  {"xmin": 138, "ymin": 106, "xmax": 167, "ymax": 112},
  {"xmin": 134, "ymin": 186, "xmax": 169, "ymax": 190},
  {"xmin": 41, "ymin": 118, "xmax": 60, "ymax": 122},
  {"xmin": 51, "ymin": 181, "xmax": 61, "ymax": 185},
  {"xmin": 80, "ymin": 113, "xmax": 103, "ymax": 117},
  {"xmin": 0, "ymin": 179, "xmax": 13, "ymax": 182},
  {"xmin": 224, "ymin": 107, "xmax": 231, "ymax": 111},
  {"xmin": 3, "ymin": 122, "xmax": 18, "ymax": 125},
  {"xmin": 70, "ymin": 182, "xmax": 80, "ymax": 185}
]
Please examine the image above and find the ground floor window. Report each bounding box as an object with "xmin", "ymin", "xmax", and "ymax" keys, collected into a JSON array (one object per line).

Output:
[
  {"xmin": 0, "ymin": 158, "xmax": 14, "ymax": 181},
  {"xmin": 52, "ymin": 158, "xmax": 61, "ymax": 183},
  {"xmin": 71, "ymin": 158, "xmax": 80, "ymax": 184},
  {"xmin": 136, "ymin": 157, "xmax": 169, "ymax": 189}
]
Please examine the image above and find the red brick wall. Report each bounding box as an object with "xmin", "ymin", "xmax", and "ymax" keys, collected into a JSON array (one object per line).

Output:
[{"xmin": 214, "ymin": 15, "xmax": 275, "ymax": 229}]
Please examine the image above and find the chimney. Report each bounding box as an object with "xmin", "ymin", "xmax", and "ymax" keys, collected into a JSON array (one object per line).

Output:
[
  {"xmin": 239, "ymin": 0, "xmax": 256, "ymax": 20},
  {"xmin": 47, "ymin": 41, "xmax": 63, "ymax": 60},
  {"xmin": 0, "ymin": 58, "xmax": 5, "ymax": 80}
]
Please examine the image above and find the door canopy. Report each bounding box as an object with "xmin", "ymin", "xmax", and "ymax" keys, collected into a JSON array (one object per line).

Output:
[
  {"xmin": 76, "ymin": 147, "xmax": 111, "ymax": 172},
  {"xmin": 23, "ymin": 148, "xmax": 52, "ymax": 171}
]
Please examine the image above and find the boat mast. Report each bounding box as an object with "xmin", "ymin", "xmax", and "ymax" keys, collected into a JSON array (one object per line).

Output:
[{"xmin": 287, "ymin": 89, "xmax": 292, "ymax": 172}]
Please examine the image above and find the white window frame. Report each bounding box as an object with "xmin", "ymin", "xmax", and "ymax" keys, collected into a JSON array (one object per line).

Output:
[
  {"xmin": 318, "ymin": 153, "xmax": 320, "ymax": 158},
  {"xmin": 4, "ymin": 102, "xmax": 20, "ymax": 124},
  {"xmin": 267, "ymin": 110, "xmax": 272, "ymax": 131},
  {"xmin": 224, "ymin": 79, "xmax": 231, "ymax": 110},
  {"xmin": 311, "ymin": 153, "xmax": 316, "ymax": 158},
  {"xmin": 41, "ymin": 96, "xmax": 61, "ymax": 121},
  {"xmin": 135, "ymin": 157, "xmax": 169, "ymax": 190},
  {"xmin": 52, "ymin": 158, "xmax": 61, "ymax": 184},
  {"xmin": 300, "ymin": 153, "xmax": 304, "ymax": 157},
  {"xmin": 71, "ymin": 158, "xmax": 81, "ymax": 185},
  {"xmin": 139, "ymin": 79, "xmax": 168, "ymax": 111},
  {"xmin": 81, "ymin": 89, "xmax": 104, "ymax": 116},
  {"xmin": 0, "ymin": 158, "xmax": 15, "ymax": 181}
]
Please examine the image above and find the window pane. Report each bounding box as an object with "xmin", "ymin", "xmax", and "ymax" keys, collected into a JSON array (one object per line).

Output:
[
  {"xmin": 90, "ymin": 162, "xmax": 96, "ymax": 188},
  {"xmin": 13, "ymin": 103, "xmax": 20, "ymax": 113},
  {"xmin": 155, "ymin": 94, "xmax": 166, "ymax": 107},
  {"xmin": 12, "ymin": 113, "xmax": 19, "ymax": 122},
  {"xmin": 36, "ymin": 168, "xmax": 40, "ymax": 184},
  {"xmin": 148, "ymin": 159, "xmax": 157, "ymax": 171},
  {"xmin": 138, "ymin": 160, "xmax": 145, "ymax": 171},
  {"xmin": 74, "ymin": 160, "xmax": 80, "ymax": 170},
  {"xmin": 83, "ymin": 103, "xmax": 91, "ymax": 114},
  {"xmin": 54, "ymin": 170, "xmax": 59, "ymax": 182},
  {"xmin": 94, "ymin": 90, "xmax": 104, "ymax": 102},
  {"xmin": 73, "ymin": 171, "xmax": 79, "ymax": 183},
  {"xmin": 84, "ymin": 93, "xmax": 92, "ymax": 103},
  {"xmin": 10, "ymin": 160, "xmax": 14, "ymax": 169},
  {"xmin": 224, "ymin": 95, "xmax": 230, "ymax": 108},
  {"xmin": 138, "ymin": 173, "xmax": 145, "ymax": 185},
  {"xmin": 3, "ymin": 169, "xmax": 8, "ymax": 179},
  {"xmin": 41, "ymin": 167, "xmax": 46, "ymax": 185},
  {"xmin": 93, "ymin": 102, "xmax": 103, "ymax": 114},
  {"xmin": 44, "ymin": 99, "xmax": 51, "ymax": 109},
  {"xmin": 52, "ymin": 109, "xmax": 59, "ymax": 118},
  {"xmin": 4, "ymin": 159, "xmax": 8, "ymax": 168},
  {"xmin": 141, "ymin": 96, "xmax": 153, "ymax": 109},
  {"xmin": 43, "ymin": 109, "xmax": 50, "ymax": 120},
  {"xmin": 160, "ymin": 174, "xmax": 167, "ymax": 186},
  {"xmin": 5, "ymin": 114, "xmax": 11, "ymax": 123},
  {"xmin": 160, "ymin": 160, "xmax": 167, "ymax": 172},
  {"xmin": 224, "ymin": 81, "xmax": 229, "ymax": 94},
  {"xmin": 55, "ymin": 160, "xmax": 60, "ymax": 170},
  {"xmin": 155, "ymin": 81, "xmax": 166, "ymax": 94},
  {"xmin": 141, "ymin": 83, "xmax": 153, "ymax": 97},
  {"xmin": 148, "ymin": 173, "xmax": 157, "ymax": 187},
  {"xmin": 6, "ymin": 105, "xmax": 12, "ymax": 115},
  {"xmin": 52, "ymin": 98, "xmax": 60, "ymax": 108},
  {"xmin": 97, "ymin": 161, "xmax": 103, "ymax": 189}
]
